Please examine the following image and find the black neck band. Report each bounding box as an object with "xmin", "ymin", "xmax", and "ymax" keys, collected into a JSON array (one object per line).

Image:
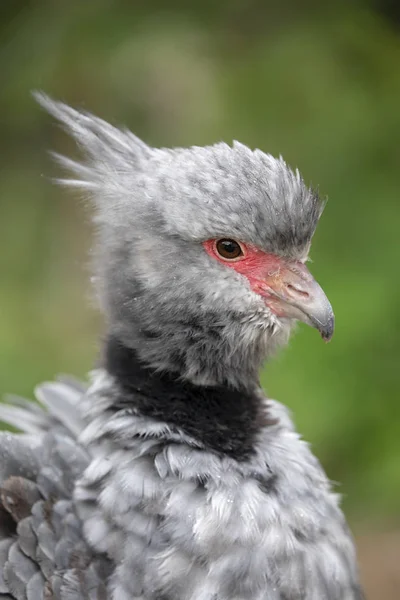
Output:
[{"xmin": 104, "ymin": 336, "xmax": 272, "ymax": 461}]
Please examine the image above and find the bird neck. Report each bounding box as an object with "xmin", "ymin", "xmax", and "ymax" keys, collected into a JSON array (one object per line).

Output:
[
  {"xmin": 106, "ymin": 295, "xmax": 278, "ymax": 391},
  {"xmin": 103, "ymin": 335, "xmax": 275, "ymax": 461}
]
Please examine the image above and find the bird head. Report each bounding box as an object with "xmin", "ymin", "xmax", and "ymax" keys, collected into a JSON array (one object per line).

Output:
[{"xmin": 36, "ymin": 93, "xmax": 333, "ymax": 388}]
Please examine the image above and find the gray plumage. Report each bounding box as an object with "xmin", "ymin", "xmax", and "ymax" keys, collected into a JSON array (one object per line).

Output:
[{"xmin": 0, "ymin": 94, "xmax": 364, "ymax": 599}]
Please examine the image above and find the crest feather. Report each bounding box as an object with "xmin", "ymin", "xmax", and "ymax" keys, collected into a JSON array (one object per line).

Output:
[{"xmin": 34, "ymin": 92, "xmax": 151, "ymax": 192}]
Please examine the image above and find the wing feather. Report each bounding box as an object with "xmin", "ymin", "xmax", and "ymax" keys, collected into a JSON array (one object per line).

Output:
[{"xmin": 0, "ymin": 380, "xmax": 112, "ymax": 598}]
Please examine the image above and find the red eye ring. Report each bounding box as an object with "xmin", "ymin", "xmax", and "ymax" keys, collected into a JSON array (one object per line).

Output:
[{"xmin": 214, "ymin": 239, "xmax": 245, "ymax": 261}]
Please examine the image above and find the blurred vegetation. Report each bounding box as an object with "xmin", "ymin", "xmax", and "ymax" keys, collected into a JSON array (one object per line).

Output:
[{"xmin": 0, "ymin": 0, "xmax": 399, "ymax": 535}]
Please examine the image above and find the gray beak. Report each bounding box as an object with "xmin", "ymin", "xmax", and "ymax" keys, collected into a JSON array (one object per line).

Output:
[{"xmin": 262, "ymin": 260, "xmax": 335, "ymax": 341}]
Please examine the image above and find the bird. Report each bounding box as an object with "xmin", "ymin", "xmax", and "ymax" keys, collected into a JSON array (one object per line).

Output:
[{"xmin": 0, "ymin": 93, "xmax": 364, "ymax": 600}]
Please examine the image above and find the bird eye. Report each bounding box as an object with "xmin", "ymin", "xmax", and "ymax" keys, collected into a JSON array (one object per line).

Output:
[{"xmin": 215, "ymin": 239, "xmax": 244, "ymax": 260}]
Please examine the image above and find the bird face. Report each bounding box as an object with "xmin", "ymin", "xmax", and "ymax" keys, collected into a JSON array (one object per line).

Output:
[
  {"xmin": 130, "ymin": 140, "xmax": 334, "ymax": 352},
  {"xmin": 203, "ymin": 238, "xmax": 334, "ymax": 341}
]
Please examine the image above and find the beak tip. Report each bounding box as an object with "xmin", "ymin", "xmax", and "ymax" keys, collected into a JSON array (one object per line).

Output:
[
  {"xmin": 322, "ymin": 333, "xmax": 333, "ymax": 343},
  {"xmin": 319, "ymin": 314, "xmax": 335, "ymax": 342}
]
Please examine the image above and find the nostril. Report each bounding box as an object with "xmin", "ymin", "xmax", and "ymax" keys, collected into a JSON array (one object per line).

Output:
[{"xmin": 286, "ymin": 283, "xmax": 310, "ymax": 299}]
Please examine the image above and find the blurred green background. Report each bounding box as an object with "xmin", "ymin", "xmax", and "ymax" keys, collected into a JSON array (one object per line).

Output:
[{"xmin": 0, "ymin": 1, "xmax": 399, "ymax": 596}]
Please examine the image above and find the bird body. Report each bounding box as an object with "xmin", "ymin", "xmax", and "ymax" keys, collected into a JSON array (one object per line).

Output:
[{"xmin": 0, "ymin": 95, "xmax": 364, "ymax": 599}]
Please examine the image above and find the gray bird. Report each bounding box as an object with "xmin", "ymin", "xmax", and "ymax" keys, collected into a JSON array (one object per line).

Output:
[{"xmin": 0, "ymin": 94, "xmax": 364, "ymax": 600}]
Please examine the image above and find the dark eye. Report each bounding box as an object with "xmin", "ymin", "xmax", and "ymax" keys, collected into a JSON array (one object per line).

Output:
[{"xmin": 215, "ymin": 239, "xmax": 244, "ymax": 260}]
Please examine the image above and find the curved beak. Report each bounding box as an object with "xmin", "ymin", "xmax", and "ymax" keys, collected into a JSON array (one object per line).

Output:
[{"xmin": 261, "ymin": 260, "xmax": 335, "ymax": 341}]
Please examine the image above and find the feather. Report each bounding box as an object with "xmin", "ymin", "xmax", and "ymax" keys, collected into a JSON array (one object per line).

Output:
[
  {"xmin": 0, "ymin": 434, "xmax": 40, "ymax": 481},
  {"xmin": 55, "ymin": 375, "xmax": 87, "ymax": 395},
  {"xmin": 0, "ymin": 477, "xmax": 41, "ymax": 522},
  {"xmin": 0, "ymin": 539, "xmax": 13, "ymax": 593},
  {"xmin": 35, "ymin": 382, "xmax": 85, "ymax": 438},
  {"xmin": 16, "ymin": 519, "xmax": 37, "ymax": 563},
  {"xmin": 0, "ymin": 405, "xmax": 46, "ymax": 434},
  {"xmin": 26, "ymin": 571, "xmax": 45, "ymax": 600},
  {"xmin": 3, "ymin": 542, "xmax": 39, "ymax": 599},
  {"xmin": 33, "ymin": 92, "xmax": 151, "ymax": 198}
]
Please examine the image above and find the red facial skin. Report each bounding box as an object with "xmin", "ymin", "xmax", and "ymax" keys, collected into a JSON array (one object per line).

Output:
[{"xmin": 202, "ymin": 239, "xmax": 293, "ymax": 316}]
